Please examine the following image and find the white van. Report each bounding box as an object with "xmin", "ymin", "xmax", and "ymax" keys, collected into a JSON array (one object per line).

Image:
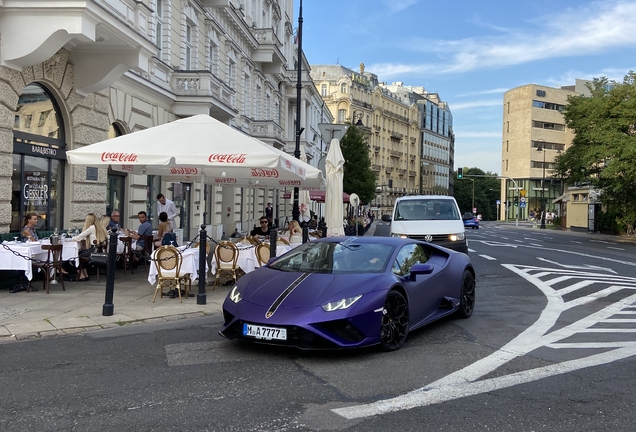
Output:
[{"xmin": 389, "ymin": 195, "xmax": 468, "ymax": 253}]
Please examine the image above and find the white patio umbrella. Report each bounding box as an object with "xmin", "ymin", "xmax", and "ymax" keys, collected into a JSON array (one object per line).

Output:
[
  {"xmin": 324, "ymin": 138, "xmax": 345, "ymax": 236},
  {"xmin": 66, "ymin": 114, "xmax": 324, "ymax": 189}
]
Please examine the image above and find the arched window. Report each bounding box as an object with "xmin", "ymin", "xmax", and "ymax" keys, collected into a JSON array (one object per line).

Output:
[{"xmin": 12, "ymin": 83, "xmax": 66, "ymax": 231}]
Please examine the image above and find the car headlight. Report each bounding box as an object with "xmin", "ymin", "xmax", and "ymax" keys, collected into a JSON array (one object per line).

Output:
[
  {"xmin": 229, "ymin": 285, "xmax": 242, "ymax": 303},
  {"xmin": 321, "ymin": 295, "xmax": 362, "ymax": 312},
  {"xmin": 449, "ymin": 232, "xmax": 465, "ymax": 241},
  {"xmin": 391, "ymin": 233, "xmax": 408, "ymax": 238}
]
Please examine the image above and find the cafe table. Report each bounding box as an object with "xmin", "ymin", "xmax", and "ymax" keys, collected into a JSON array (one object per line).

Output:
[{"xmin": 0, "ymin": 239, "xmax": 79, "ymax": 280}]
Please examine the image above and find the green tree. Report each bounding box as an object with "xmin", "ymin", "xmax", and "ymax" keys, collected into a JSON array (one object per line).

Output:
[
  {"xmin": 453, "ymin": 167, "xmax": 501, "ymax": 220},
  {"xmin": 558, "ymin": 71, "xmax": 636, "ymax": 224},
  {"xmin": 340, "ymin": 125, "xmax": 376, "ymax": 204}
]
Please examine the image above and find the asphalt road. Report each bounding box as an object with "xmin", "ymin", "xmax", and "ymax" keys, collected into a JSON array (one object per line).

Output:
[{"xmin": 1, "ymin": 223, "xmax": 635, "ymax": 431}]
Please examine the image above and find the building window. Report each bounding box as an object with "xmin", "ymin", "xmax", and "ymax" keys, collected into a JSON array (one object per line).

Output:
[
  {"xmin": 340, "ymin": 83, "xmax": 347, "ymax": 93},
  {"xmin": 338, "ymin": 109, "xmax": 346, "ymax": 123},
  {"xmin": 531, "ymin": 140, "xmax": 565, "ymax": 151},
  {"xmin": 185, "ymin": 23, "xmax": 193, "ymax": 69},
  {"xmin": 12, "ymin": 83, "xmax": 66, "ymax": 232},
  {"xmin": 228, "ymin": 58, "xmax": 236, "ymax": 89},
  {"xmin": 321, "ymin": 84, "xmax": 327, "ymax": 97},
  {"xmin": 208, "ymin": 41, "xmax": 218, "ymax": 75},
  {"xmin": 532, "ymin": 100, "xmax": 565, "ymax": 111},
  {"xmin": 532, "ymin": 121, "xmax": 565, "ymax": 131}
]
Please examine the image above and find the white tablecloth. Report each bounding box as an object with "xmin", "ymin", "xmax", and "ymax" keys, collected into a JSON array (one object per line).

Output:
[
  {"xmin": 210, "ymin": 246, "xmax": 258, "ymax": 274},
  {"xmin": 148, "ymin": 246, "xmax": 207, "ymax": 285},
  {"xmin": 0, "ymin": 240, "xmax": 79, "ymax": 280}
]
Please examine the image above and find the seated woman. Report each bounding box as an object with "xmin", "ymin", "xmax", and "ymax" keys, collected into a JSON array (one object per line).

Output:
[
  {"xmin": 288, "ymin": 220, "xmax": 302, "ymax": 244},
  {"xmin": 73, "ymin": 213, "xmax": 108, "ymax": 281},
  {"xmin": 99, "ymin": 215, "xmax": 111, "ymax": 230},
  {"xmin": 21, "ymin": 213, "xmax": 39, "ymax": 242},
  {"xmin": 154, "ymin": 211, "xmax": 173, "ymax": 247}
]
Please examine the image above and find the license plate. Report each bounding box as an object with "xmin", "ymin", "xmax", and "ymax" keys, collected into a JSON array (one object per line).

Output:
[{"xmin": 242, "ymin": 323, "xmax": 287, "ymax": 341}]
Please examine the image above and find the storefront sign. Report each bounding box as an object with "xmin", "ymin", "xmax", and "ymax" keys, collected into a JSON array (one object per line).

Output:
[
  {"xmin": 14, "ymin": 142, "xmax": 66, "ymax": 160},
  {"xmin": 23, "ymin": 172, "xmax": 48, "ymax": 208}
]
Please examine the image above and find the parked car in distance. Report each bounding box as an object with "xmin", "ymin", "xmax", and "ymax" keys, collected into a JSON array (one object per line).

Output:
[{"xmin": 462, "ymin": 212, "xmax": 479, "ymax": 229}]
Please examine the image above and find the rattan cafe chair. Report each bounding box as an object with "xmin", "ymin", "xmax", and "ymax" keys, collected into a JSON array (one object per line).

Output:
[
  {"xmin": 255, "ymin": 242, "xmax": 272, "ymax": 267},
  {"xmin": 213, "ymin": 241, "xmax": 240, "ymax": 289},
  {"xmin": 152, "ymin": 245, "xmax": 186, "ymax": 303}
]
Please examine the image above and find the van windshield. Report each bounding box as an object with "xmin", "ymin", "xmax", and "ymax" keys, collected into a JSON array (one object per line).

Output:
[{"xmin": 394, "ymin": 199, "xmax": 460, "ymax": 221}]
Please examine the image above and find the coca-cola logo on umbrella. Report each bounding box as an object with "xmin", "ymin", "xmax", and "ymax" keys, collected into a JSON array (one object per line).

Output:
[
  {"xmin": 208, "ymin": 153, "xmax": 247, "ymax": 164},
  {"xmin": 251, "ymin": 168, "xmax": 278, "ymax": 178},
  {"xmin": 170, "ymin": 167, "xmax": 198, "ymax": 175},
  {"xmin": 101, "ymin": 152, "xmax": 138, "ymax": 162}
]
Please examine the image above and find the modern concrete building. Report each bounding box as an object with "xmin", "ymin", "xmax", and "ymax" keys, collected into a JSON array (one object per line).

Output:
[
  {"xmin": 501, "ymin": 83, "xmax": 576, "ymax": 223},
  {"xmin": 1, "ymin": 0, "xmax": 331, "ymax": 239}
]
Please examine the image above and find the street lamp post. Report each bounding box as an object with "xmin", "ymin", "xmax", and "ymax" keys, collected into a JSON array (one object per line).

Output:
[
  {"xmin": 292, "ymin": 0, "xmax": 304, "ymax": 223},
  {"xmin": 537, "ymin": 144, "xmax": 546, "ymax": 229}
]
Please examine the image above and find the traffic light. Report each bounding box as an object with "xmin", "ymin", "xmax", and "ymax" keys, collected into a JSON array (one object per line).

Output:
[
  {"xmin": 514, "ymin": 196, "xmax": 519, "ymax": 207},
  {"xmin": 457, "ymin": 167, "xmax": 463, "ymax": 179}
]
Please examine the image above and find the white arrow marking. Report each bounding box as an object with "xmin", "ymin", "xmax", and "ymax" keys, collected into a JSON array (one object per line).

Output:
[{"xmin": 536, "ymin": 256, "xmax": 618, "ymax": 274}]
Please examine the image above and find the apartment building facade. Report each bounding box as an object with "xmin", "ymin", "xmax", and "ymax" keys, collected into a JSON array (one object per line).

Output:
[
  {"xmin": 1, "ymin": 0, "xmax": 331, "ymax": 239},
  {"xmin": 311, "ymin": 64, "xmax": 458, "ymax": 216},
  {"xmin": 501, "ymin": 83, "xmax": 579, "ymax": 224}
]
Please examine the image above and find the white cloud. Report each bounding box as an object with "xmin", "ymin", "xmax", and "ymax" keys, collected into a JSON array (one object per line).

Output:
[
  {"xmin": 456, "ymin": 88, "xmax": 509, "ymax": 97},
  {"xmin": 450, "ymin": 99, "xmax": 502, "ymax": 111},
  {"xmin": 369, "ymin": 1, "xmax": 636, "ymax": 76},
  {"xmin": 381, "ymin": 0, "xmax": 417, "ymax": 14}
]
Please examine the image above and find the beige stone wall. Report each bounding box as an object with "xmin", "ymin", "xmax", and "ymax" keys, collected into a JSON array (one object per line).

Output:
[{"xmin": 0, "ymin": 48, "xmax": 110, "ymax": 233}]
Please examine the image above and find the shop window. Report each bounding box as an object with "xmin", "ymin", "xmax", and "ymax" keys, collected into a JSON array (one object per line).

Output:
[{"xmin": 12, "ymin": 83, "xmax": 66, "ymax": 232}]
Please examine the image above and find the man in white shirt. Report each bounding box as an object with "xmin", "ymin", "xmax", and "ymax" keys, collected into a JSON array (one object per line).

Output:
[{"xmin": 157, "ymin": 193, "xmax": 179, "ymax": 230}]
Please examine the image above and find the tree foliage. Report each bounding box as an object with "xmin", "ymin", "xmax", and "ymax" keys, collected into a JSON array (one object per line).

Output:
[
  {"xmin": 340, "ymin": 125, "xmax": 377, "ymax": 204},
  {"xmin": 558, "ymin": 71, "xmax": 636, "ymax": 222},
  {"xmin": 453, "ymin": 167, "xmax": 501, "ymax": 220}
]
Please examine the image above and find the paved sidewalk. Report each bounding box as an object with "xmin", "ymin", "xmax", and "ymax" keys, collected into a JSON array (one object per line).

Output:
[{"xmin": 0, "ymin": 268, "xmax": 229, "ymax": 343}]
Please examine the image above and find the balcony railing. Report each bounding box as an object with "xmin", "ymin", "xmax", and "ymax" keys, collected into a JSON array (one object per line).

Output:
[
  {"xmin": 409, "ymin": 170, "xmax": 417, "ymax": 177},
  {"xmin": 250, "ymin": 120, "xmax": 284, "ymax": 141}
]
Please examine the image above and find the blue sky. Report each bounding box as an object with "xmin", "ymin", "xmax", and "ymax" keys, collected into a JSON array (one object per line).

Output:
[{"xmin": 298, "ymin": 0, "xmax": 636, "ymax": 175}]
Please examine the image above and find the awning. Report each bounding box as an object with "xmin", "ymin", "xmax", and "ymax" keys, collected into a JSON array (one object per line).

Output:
[
  {"xmin": 552, "ymin": 192, "xmax": 570, "ymax": 204},
  {"xmin": 282, "ymin": 190, "xmax": 350, "ymax": 203}
]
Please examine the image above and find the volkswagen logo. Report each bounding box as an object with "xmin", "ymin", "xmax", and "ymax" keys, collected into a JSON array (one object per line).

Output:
[{"xmin": 424, "ymin": 234, "xmax": 433, "ymax": 242}]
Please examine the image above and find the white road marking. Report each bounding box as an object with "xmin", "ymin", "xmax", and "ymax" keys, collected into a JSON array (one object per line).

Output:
[
  {"xmin": 467, "ymin": 248, "xmax": 476, "ymax": 253},
  {"xmin": 479, "ymin": 255, "xmax": 497, "ymax": 261},
  {"xmin": 536, "ymin": 257, "xmax": 617, "ymax": 274},
  {"xmin": 530, "ymin": 243, "xmax": 543, "ymax": 247},
  {"xmin": 333, "ymin": 265, "xmax": 636, "ymax": 419},
  {"xmin": 608, "ymin": 247, "xmax": 625, "ymax": 251},
  {"xmin": 590, "ymin": 240, "xmax": 614, "ymax": 244},
  {"xmin": 571, "ymin": 241, "xmax": 583, "ymax": 244}
]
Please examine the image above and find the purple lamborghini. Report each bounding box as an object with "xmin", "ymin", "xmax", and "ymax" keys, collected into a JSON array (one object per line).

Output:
[{"xmin": 220, "ymin": 236, "xmax": 475, "ymax": 351}]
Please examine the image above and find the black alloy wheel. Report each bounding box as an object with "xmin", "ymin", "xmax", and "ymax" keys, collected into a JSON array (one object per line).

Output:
[
  {"xmin": 380, "ymin": 290, "xmax": 409, "ymax": 351},
  {"xmin": 457, "ymin": 270, "xmax": 475, "ymax": 318}
]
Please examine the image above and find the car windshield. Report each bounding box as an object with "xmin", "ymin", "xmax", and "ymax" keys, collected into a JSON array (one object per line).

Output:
[
  {"xmin": 268, "ymin": 241, "xmax": 394, "ymax": 274},
  {"xmin": 394, "ymin": 198, "xmax": 460, "ymax": 221}
]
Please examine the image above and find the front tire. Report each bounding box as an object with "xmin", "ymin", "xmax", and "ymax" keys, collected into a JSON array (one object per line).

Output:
[
  {"xmin": 380, "ymin": 290, "xmax": 409, "ymax": 351},
  {"xmin": 457, "ymin": 270, "xmax": 475, "ymax": 318}
]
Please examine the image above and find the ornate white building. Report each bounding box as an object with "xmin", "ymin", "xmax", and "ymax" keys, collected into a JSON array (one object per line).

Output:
[{"xmin": 0, "ymin": 0, "xmax": 331, "ymax": 239}]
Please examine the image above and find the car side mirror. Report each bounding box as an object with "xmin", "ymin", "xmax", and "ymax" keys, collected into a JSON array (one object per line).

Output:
[
  {"xmin": 381, "ymin": 214, "xmax": 392, "ymax": 222},
  {"xmin": 410, "ymin": 263, "xmax": 434, "ymax": 281}
]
